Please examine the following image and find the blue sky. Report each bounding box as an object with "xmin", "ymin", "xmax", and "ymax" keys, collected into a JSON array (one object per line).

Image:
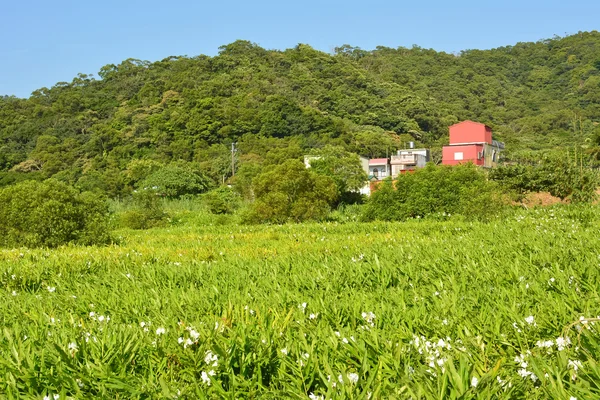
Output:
[{"xmin": 2, "ymin": 0, "xmax": 599, "ymax": 98}]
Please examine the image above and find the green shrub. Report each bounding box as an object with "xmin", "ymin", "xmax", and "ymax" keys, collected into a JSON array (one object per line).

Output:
[
  {"xmin": 204, "ymin": 187, "xmax": 241, "ymax": 214},
  {"xmin": 489, "ymin": 153, "xmax": 599, "ymax": 203},
  {"xmin": 363, "ymin": 163, "xmax": 505, "ymax": 221},
  {"xmin": 244, "ymin": 160, "xmax": 338, "ymax": 224},
  {"xmin": 307, "ymin": 145, "xmax": 368, "ymax": 195},
  {"xmin": 0, "ymin": 179, "xmax": 112, "ymax": 248},
  {"xmin": 137, "ymin": 165, "xmax": 211, "ymax": 198},
  {"xmin": 120, "ymin": 189, "xmax": 169, "ymax": 229}
]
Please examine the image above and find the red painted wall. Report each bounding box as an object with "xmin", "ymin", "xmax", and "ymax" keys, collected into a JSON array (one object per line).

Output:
[
  {"xmin": 449, "ymin": 121, "xmax": 492, "ymax": 145},
  {"xmin": 442, "ymin": 144, "xmax": 484, "ymax": 166}
]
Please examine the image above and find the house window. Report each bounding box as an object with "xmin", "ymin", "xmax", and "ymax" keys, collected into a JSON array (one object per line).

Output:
[
  {"xmin": 373, "ymin": 168, "xmax": 379, "ymax": 178},
  {"xmin": 454, "ymin": 152, "xmax": 464, "ymax": 161}
]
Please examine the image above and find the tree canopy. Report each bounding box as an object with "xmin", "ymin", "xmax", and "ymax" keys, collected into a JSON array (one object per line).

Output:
[{"xmin": 2, "ymin": 33, "xmax": 600, "ymax": 196}]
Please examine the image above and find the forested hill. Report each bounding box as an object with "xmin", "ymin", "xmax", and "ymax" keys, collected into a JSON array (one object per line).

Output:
[{"xmin": 1, "ymin": 31, "xmax": 600, "ymax": 194}]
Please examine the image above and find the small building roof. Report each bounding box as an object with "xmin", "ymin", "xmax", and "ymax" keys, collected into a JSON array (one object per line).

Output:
[
  {"xmin": 449, "ymin": 120, "xmax": 492, "ymax": 130},
  {"xmin": 369, "ymin": 158, "xmax": 389, "ymax": 165}
]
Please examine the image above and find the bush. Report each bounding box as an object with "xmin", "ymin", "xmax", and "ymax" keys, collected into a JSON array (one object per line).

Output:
[
  {"xmin": 244, "ymin": 160, "xmax": 339, "ymax": 224},
  {"xmin": 120, "ymin": 189, "xmax": 168, "ymax": 229},
  {"xmin": 204, "ymin": 187, "xmax": 241, "ymax": 214},
  {"xmin": 489, "ymin": 154, "xmax": 599, "ymax": 203},
  {"xmin": 362, "ymin": 163, "xmax": 505, "ymax": 221},
  {"xmin": 307, "ymin": 145, "xmax": 368, "ymax": 196},
  {"xmin": 137, "ymin": 165, "xmax": 211, "ymax": 198},
  {"xmin": 0, "ymin": 180, "xmax": 112, "ymax": 248}
]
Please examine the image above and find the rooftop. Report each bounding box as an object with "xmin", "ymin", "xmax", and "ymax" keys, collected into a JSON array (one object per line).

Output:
[{"xmin": 369, "ymin": 158, "xmax": 389, "ymax": 165}]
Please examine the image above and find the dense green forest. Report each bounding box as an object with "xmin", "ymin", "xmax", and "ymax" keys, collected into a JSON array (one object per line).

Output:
[{"xmin": 2, "ymin": 31, "xmax": 600, "ymax": 196}]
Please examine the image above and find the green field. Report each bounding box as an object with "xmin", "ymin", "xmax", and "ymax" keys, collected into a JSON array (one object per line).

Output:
[{"xmin": 1, "ymin": 205, "xmax": 600, "ymax": 399}]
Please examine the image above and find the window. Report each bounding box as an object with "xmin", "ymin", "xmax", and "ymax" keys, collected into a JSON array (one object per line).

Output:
[
  {"xmin": 373, "ymin": 168, "xmax": 379, "ymax": 178},
  {"xmin": 454, "ymin": 152, "xmax": 464, "ymax": 161}
]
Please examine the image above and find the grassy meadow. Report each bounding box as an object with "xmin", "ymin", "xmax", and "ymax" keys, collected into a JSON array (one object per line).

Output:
[{"xmin": 1, "ymin": 204, "xmax": 600, "ymax": 399}]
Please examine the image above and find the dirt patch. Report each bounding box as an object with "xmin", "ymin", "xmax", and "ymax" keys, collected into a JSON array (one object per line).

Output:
[{"xmin": 519, "ymin": 192, "xmax": 564, "ymax": 207}]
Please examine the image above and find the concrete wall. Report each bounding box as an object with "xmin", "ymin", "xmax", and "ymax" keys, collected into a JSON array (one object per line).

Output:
[
  {"xmin": 449, "ymin": 121, "xmax": 492, "ymax": 145},
  {"xmin": 442, "ymin": 144, "xmax": 484, "ymax": 166}
]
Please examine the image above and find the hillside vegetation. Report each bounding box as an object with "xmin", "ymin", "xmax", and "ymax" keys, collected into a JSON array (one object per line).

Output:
[{"xmin": 1, "ymin": 32, "xmax": 600, "ymax": 195}]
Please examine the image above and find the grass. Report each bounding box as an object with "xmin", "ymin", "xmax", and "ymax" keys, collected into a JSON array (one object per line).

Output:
[{"xmin": 1, "ymin": 204, "xmax": 600, "ymax": 398}]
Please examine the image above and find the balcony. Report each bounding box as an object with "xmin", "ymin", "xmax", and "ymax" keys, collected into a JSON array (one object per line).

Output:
[{"xmin": 390, "ymin": 154, "xmax": 419, "ymax": 165}]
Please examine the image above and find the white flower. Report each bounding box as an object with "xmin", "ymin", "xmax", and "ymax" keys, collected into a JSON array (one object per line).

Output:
[
  {"xmin": 570, "ymin": 397, "xmax": 577, "ymax": 400},
  {"xmin": 568, "ymin": 359, "xmax": 583, "ymax": 371},
  {"xmin": 518, "ymin": 368, "xmax": 531, "ymax": 378},
  {"xmin": 303, "ymin": 352, "xmax": 309, "ymax": 359},
  {"xmin": 156, "ymin": 327, "xmax": 166, "ymax": 335},
  {"xmin": 98, "ymin": 315, "xmax": 105, "ymax": 322},
  {"xmin": 525, "ymin": 316, "xmax": 535, "ymax": 325},
  {"xmin": 309, "ymin": 393, "xmax": 324, "ymax": 400},
  {"xmin": 201, "ymin": 371, "xmax": 211, "ymax": 385},
  {"xmin": 204, "ymin": 350, "xmax": 219, "ymax": 367},
  {"xmin": 189, "ymin": 329, "xmax": 200, "ymax": 339},
  {"xmin": 535, "ymin": 340, "xmax": 554, "ymax": 349},
  {"xmin": 471, "ymin": 376, "xmax": 478, "ymax": 387},
  {"xmin": 280, "ymin": 348, "xmax": 288, "ymax": 355},
  {"xmin": 68, "ymin": 342, "xmax": 78, "ymax": 351},
  {"xmin": 299, "ymin": 302, "xmax": 307, "ymax": 312},
  {"xmin": 11, "ymin": 291, "xmax": 17, "ymax": 296},
  {"xmin": 347, "ymin": 372, "xmax": 359, "ymax": 384},
  {"xmin": 342, "ymin": 337, "xmax": 349, "ymax": 344},
  {"xmin": 361, "ymin": 311, "xmax": 376, "ymax": 326},
  {"xmin": 556, "ymin": 336, "xmax": 570, "ymax": 351},
  {"xmin": 309, "ymin": 313, "xmax": 319, "ymax": 320},
  {"xmin": 47, "ymin": 286, "xmax": 56, "ymax": 293},
  {"xmin": 140, "ymin": 321, "xmax": 147, "ymax": 328}
]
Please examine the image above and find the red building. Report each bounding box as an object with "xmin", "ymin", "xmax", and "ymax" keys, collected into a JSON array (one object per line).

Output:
[{"xmin": 442, "ymin": 120, "xmax": 504, "ymax": 167}]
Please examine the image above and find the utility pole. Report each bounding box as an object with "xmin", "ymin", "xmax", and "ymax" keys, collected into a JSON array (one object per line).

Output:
[{"xmin": 231, "ymin": 142, "xmax": 237, "ymax": 177}]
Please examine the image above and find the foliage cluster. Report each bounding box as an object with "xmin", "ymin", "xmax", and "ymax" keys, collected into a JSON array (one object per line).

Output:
[
  {"xmin": 0, "ymin": 180, "xmax": 111, "ymax": 248},
  {"xmin": 136, "ymin": 164, "xmax": 212, "ymax": 199},
  {"xmin": 363, "ymin": 164, "xmax": 505, "ymax": 221},
  {"xmin": 307, "ymin": 145, "xmax": 368, "ymax": 195},
  {"xmin": 2, "ymin": 33, "xmax": 600, "ymax": 197},
  {"xmin": 119, "ymin": 189, "xmax": 169, "ymax": 230},
  {"xmin": 203, "ymin": 186, "xmax": 241, "ymax": 215},
  {"xmin": 490, "ymin": 152, "xmax": 600, "ymax": 203},
  {"xmin": 244, "ymin": 160, "xmax": 339, "ymax": 223}
]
